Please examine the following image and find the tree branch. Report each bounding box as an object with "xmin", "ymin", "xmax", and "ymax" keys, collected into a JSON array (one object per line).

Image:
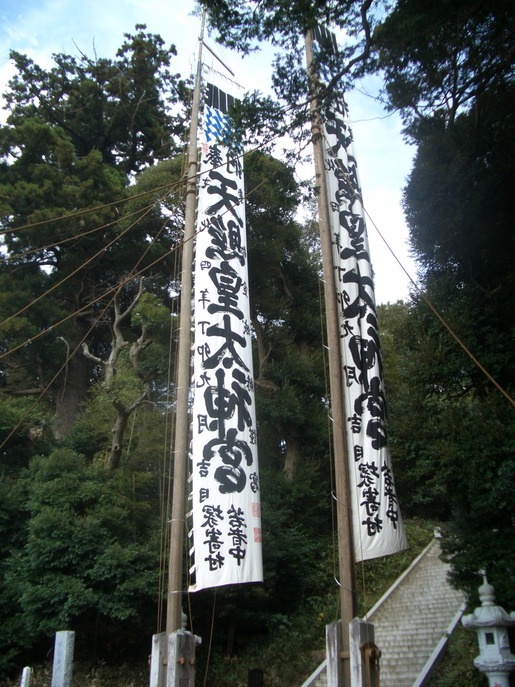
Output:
[{"xmin": 82, "ymin": 342, "xmax": 104, "ymax": 366}]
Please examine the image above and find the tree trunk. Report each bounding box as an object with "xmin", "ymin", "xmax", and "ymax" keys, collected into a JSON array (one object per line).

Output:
[
  {"xmin": 252, "ymin": 315, "xmax": 279, "ymax": 395},
  {"xmin": 82, "ymin": 279, "xmax": 145, "ymax": 384},
  {"xmin": 107, "ymin": 392, "xmax": 148, "ymax": 469},
  {"xmin": 129, "ymin": 326, "xmax": 151, "ymax": 371},
  {"xmin": 283, "ymin": 429, "xmax": 302, "ymax": 481},
  {"xmin": 251, "ymin": 315, "xmax": 270, "ymax": 381},
  {"xmin": 53, "ymin": 337, "xmax": 90, "ymax": 441},
  {"xmin": 108, "ymin": 401, "xmax": 130, "ymax": 470}
]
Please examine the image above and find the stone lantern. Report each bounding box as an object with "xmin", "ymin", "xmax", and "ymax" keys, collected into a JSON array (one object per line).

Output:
[{"xmin": 462, "ymin": 574, "xmax": 515, "ymax": 687}]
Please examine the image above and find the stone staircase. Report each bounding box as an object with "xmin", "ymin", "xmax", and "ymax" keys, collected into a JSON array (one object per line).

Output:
[{"xmin": 301, "ymin": 537, "xmax": 466, "ymax": 687}]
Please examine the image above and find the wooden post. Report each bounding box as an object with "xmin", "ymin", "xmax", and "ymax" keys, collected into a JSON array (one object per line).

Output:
[
  {"xmin": 50, "ymin": 631, "xmax": 75, "ymax": 687},
  {"xmin": 150, "ymin": 632, "xmax": 167, "ymax": 687},
  {"xmin": 305, "ymin": 28, "xmax": 357, "ymax": 686},
  {"xmin": 326, "ymin": 620, "xmax": 344, "ymax": 687},
  {"xmin": 166, "ymin": 9, "xmax": 206, "ymax": 637},
  {"xmin": 350, "ymin": 618, "xmax": 378, "ymax": 687},
  {"xmin": 167, "ymin": 630, "xmax": 196, "ymax": 687}
]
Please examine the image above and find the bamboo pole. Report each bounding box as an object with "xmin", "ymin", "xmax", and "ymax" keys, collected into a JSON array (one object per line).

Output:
[{"xmin": 305, "ymin": 29, "xmax": 357, "ymax": 686}]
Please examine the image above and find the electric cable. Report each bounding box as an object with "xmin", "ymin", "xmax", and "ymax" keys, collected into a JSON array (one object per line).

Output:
[
  {"xmin": 1, "ymin": 178, "xmax": 186, "ymax": 234},
  {"xmin": 316, "ymin": 123, "xmax": 515, "ymax": 408},
  {"xmin": 0, "ymin": 133, "xmax": 286, "ymax": 337},
  {"xmin": 361, "ymin": 207, "xmax": 515, "ymax": 407}
]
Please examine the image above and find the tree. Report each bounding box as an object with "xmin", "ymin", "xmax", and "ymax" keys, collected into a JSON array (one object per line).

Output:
[
  {"xmin": 384, "ymin": 295, "xmax": 515, "ymax": 608},
  {"xmin": 0, "ymin": 28, "xmax": 187, "ymax": 439},
  {"xmin": 198, "ymin": 0, "xmax": 382, "ymax": 148},
  {"xmin": 376, "ymin": 302, "xmax": 450, "ymax": 520},
  {"xmin": 0, "ymin": 15, "xmax": 352, "ymax": 675},
  {"xmin": 372, "ymin": 0, "xmax": 515, "ymax": 137},
  {"xmin": 201, "ymin": 0, "xmax": 376, "ymax": 69},
  {"xmin": 404, "ymin": 85, "xmax": 515, "ymax": 391},
  {"xmin": 0, "ymin": 449, "xmax": 162, "ymax": 673},
  {"xmin": 0, "ymin": 43, "xmax": 188, "ymax": 671},
  {"xmin": 371, "ymin": 0, "xmax": 515, "ymax": 607},
  {"xmin": 4, "ymin": 26, "xmax": 186, "ymax": 173},
  {"xmin": 244, "ymin": 151, "xmax": 328, "ymax": 479}
]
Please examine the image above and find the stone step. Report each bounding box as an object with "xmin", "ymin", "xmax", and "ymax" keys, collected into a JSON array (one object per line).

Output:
[
  {"xmin": 299, "ymin": 538, "xmax": 465, "ymax": 687},
  {"xmin": 368, "ymin": 539, "xmax": 464, "ymax": 685}
]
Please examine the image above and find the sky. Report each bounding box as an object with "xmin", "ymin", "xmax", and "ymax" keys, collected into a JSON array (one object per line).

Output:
[{"xmin": 0, "ymin": 0, "xmax": 418, "ymax": 304}]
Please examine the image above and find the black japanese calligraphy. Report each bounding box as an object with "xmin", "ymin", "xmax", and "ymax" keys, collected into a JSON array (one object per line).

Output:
[
  {"xmin": 190, "ymin": 81, "xmax": 263, "ymax": 588},
  {"xmin": 227, "ymin": 505, "xmax": 247, "ymax": 565},
  {"xmin": 312, "ymin": 28, "xmax": 406, "ymax": 554},
  {"xmin": 201, "ymin": 504, "xmax": 225, "ymax": 571}
]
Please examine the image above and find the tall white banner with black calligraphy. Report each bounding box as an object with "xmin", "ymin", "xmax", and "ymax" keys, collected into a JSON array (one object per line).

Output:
[
  {"xmin": 189, "ymin": 69, "xmax": 263, "ymax": 591},
  {"xmin": 312, "ymin": 26, "xmax": 407, "ymax": 561}
]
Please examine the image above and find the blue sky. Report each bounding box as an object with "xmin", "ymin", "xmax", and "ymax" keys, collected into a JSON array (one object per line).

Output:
[{"xmin": 0, "ymin": 0, "xmax": 417, "ymax": 303}]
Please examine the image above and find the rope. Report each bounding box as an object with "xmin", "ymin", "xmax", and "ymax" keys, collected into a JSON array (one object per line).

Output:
[
  {"xmin": 1, "ymin": 180, "xmax": 185, "ymax": 235},
  {"xmin": 0, "ymin": 136, "xmax": 282, "ymax": 352},
  {"xmin": 202, "ymin": 591, "xmax": 217, "ymax": 687},
  {"xmin": 318, "ymin": 126, "xmax": 515, "ymax": 408},
  {"xmin": 0, "ymin": 206, "xmax": 150, "ymax": 331},
  {"xmin": 156, "ymin": 89, "xmax": 191, "ymax": 634},
  {"xmin": 6, "ymin": 202, "xmax": 163, "ymax": 262},
  {"xmin": 0, "ymin": 215, "xmax": 177, "ymax": 361},
  {"xmin": 124, "ymin": 410, "xmax": 137, "ymax": 465},
  {"xmin": 3, "ymin": 59, "xmax": 512, "ymax": 676},
  {"xmin": 6, "ymin": 95, "xmax": 509, "ymax": 416},
  {"xmin": 0, "ymin": 200, "xmax": 177, "ymax": 452},
  {"xmin": 0, "ymin": 287, "xmax": 120, "ymax": 452}
]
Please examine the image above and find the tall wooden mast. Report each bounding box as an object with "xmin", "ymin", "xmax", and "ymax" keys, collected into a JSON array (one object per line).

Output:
[
  {"xmin": 166, "ymin": 9, "xmax": 206, "ymax": 636},
  {"xmin": 305, "ymin": 28, "xmax": 357, "ymax": 685}
]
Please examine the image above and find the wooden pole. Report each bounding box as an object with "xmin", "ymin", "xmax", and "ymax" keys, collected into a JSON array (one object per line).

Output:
[
  {"xmin": 305, "ymin": 29, "xmax": 357, "ymax": 685},
  {"xmin": 166, "ymin": 10, "xmax": 206, "ymax": 635}
]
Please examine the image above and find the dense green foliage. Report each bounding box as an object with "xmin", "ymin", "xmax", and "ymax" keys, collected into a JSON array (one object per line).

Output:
[
  {"xmin": 0, "ymin": 28, "xmax": 187, "ymax": 675},
  {"xmin": 0, "ymin": 450, "xmax": 160, "ymax": 667},
  {"xmin": 426, "ymin": 625, "xmax": 488, "ymax": 687},
  {"xmin": 0, "ymin": 26, "xmax": 186, "ymax": 441},
  {"xmin": 379, "ymin": 301, "xmax": 515, "ymax": 610},
  {"xmin": 373, "ymin": 0, "xmax": 515, "ymax": 612},
  {"xmin": 245, "ymin": 152, "xmax": 328, "ymax": 477},
  {"xmin": 372, "ymin": 0, "xmax": 514, "ymax": 137},
  {"xmin": 0, "ymin": 28, "xmax": 336, "ymax": 672},
  {"xmin": 3, "ymin": 519, "xmax": 436, "ymax": 687}
]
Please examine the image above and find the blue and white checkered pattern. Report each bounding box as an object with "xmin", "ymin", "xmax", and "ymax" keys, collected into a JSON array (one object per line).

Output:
[
  {"xmin": 204, "ymin": 105, "xmax": 233, "ymax": 143},
  {"xmin": 313, "ymin": 40, "xmax": 335, "ymax": 84}
]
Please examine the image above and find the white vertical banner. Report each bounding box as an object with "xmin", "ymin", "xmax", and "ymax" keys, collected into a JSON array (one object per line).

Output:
[
  {"xmin": 312, "ymin": 26, "xmax": 407, "ymax": 561},
  {"xmin": 189, "ymin": 68, "xmax": 263, "ymax": 591}
]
